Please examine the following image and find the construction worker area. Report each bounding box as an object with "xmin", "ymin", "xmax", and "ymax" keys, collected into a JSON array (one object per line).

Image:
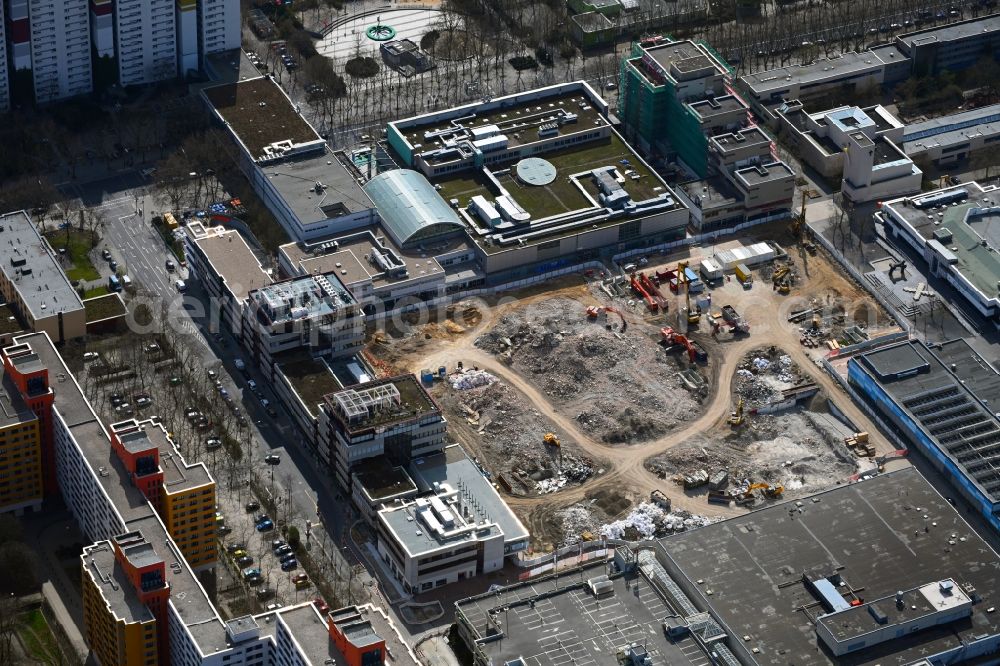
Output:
[{"xmin": 369, "ymin": 222, "xmax": 905, "ymax": 550}]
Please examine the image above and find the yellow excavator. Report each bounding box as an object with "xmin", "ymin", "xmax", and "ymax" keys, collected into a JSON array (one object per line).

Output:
[
  {"xmin": 543, "ymin": 433, "xmax": 561, "ymax": 448},
  {"xmin": 678, "ymin": 261, "xmax": 701, "ymax": 325},
  {"xmin": 728, "ymin": 398, "xmax": 745, "ymax": 427},
  {"xmin": 744, "ymin": 482, "xmax": 784, "ymax": 499}
]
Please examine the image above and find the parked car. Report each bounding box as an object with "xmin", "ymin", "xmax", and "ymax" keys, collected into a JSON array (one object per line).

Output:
[
  {"xmin": 207, "ymin": 369, "xmax": 217, "ymax": 380},
  {"xmin": 236, "ymin": 555, "xmax": 254, "ymax": 567},
  {"xmin": 313, "ymin": 598, "xmax": 330, "ymax": 615},
  {"xmin": 292, "ymin": 574, "xmax": 310, "ymax": 589},
  {"xmin": 255, "ymin": 587, "xmax": 274, "ymax": 601},
  {"xmin": 166, "ymin": 259, "xmax": 175, "ymax": 271},
  {"xmin": 144, "ymin": 343, "xmax": 160, "ymax": 353},
  {"xmin": 274, "ymin": 544, "xmax": 293, "ymax": 557},
  {"xmin": 225, "ymin": 543, "xmax": 246, "ymax": 554},
  {"xmin": 264, "ymin": 454, "xmax": 281, "ymax": 465},
  {"xmin": 231, "ymin": 549, "xmax": 248, "ymax": 560},
  {"xmin": 280, "ymin": 558, "xmax": 298, "ymax": 571},
  {"xmin": 279, "ymin": 552, "xmax": 296, "ymax": 564},
  {"xmin": 255, "ymin": 513, "xmax": 270, "ymax": 524},
  {"xmin": 256, "ymin": 519, "xmax": 274, "ymax": 532},
  {"xmin": 135, "ymin": 394, "xmax": 152, "ymax": 408},
  {"xmin": 218, "ymin": 524, "xmax": 232, "ymax": 536},
  {"xmin": 265, "ymin": 602, "xmax": 283, "ymax": 611},
  {"xmin": 247, "ymin": 380, "xmax": 258, "ymax": 392},
  {"xmin": 83, "ymin": 351, "xmax": 100, "ymax": 362},
  {"xmin": 110, "ymin": 392, "xmax": 124, "ymax": 407},
  {"xmin": 246, "ymin": 500, "xmax": 260, "ymax": 512},
  {"xmin": 109, "ymin": 260, "xmax": 118, "ymax": 272},
  {"xmin": 205, "ymin": 437, "xmax": 222, "ymax": 451},
  {"xmin": 102, "ymin": 249, "xmax": 112, "ymax": 260}
]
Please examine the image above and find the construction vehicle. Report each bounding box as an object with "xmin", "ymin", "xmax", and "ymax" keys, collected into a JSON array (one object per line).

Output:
[
  {"xmin": 734, "ymin": 263, "xmax": 752, "ymax": 286},
  {"xmin": 728, "ymin": 397, "xmax": 745, "ymax": 427},
  {"xmin": 639, "ymin": 272, "xmax": 669, "ymax": 311},
  {"xmin": 677, "ymin": 261, "xmax": 701, "ymax": 324},
  {"xmin": 630, "ymin": 273, "xmax": 659, "ymax": 312},
  {"xmin": 745, "ymin": 482, "xmax": 784, "ymax": 499},
  {"xmin": 772, "ymin": 263, "xmax": 793, "ymax": 294},
  {"xmin": 661, "ymin": 327, "xmax": 707, "ymax": 362},
  {"xmin": 792, "ymin": 190, "xmax": 819, "ymax": 254},
  {"xmin": 650, "ymin": 490, "xmax": 671, "ymax": 511},
  {"xmin": 844, "ymin": 431, "xmax": 876, "ymax": 457},
  {"xmin": 586, "ymin": 305, "xmax": 628, "ymax": 332},
  {"xmin": 543, "ymin": 433, "xmax": 561, "ymax": 447}
]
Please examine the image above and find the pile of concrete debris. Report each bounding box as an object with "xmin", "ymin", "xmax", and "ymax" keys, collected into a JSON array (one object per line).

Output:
[
  {"xmin": 734, "ymin": 348, "xmax": 800, "ymax": 409},
  {"xmin": 456, "ymin": 379, "xmax": 597, "ymax": 495},
  {"xmin": 600, "ymin": 502, "xmax": 714, "ymax": 541},
  {"xmin": 476, "ymin": 297, "xmax": 701, "ymax": 444}
]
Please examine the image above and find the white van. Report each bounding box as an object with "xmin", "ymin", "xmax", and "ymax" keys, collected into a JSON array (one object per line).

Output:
[
  {"xmin": 175, "ymin": 279, "xmax": 187, "ymax": 292},
  {"xmin": 121, "ymin": 274, "xmax": 133, "ymax": 290}
]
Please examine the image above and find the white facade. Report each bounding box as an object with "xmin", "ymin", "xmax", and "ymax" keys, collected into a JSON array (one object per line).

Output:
[
  {"xmin": 198, "ymin": 0, "xmax": 240, "ymax": 59},
  {"xmin": 115, "ymin": 0, "xmax": 177, "ymax": 86},
  {"xmin": 29, "ymin": 0, "xmax": 92, "ymax": 102},
  {"xmin": 0, "ymin": 2, "xmax": 8, "ymax": 111},
  {"xmin": 89, "ymin": 0, "xmax": 114, "ymax": 59},
  {"xmin": 176, "ymin": 1, "xmax": 198, "ymax": 74},
  {"xmin": 6, "ymin": 0, "xmax": 31, "ymax": 70}
]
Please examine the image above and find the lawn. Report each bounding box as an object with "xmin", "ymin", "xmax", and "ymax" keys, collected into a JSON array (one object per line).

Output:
[
  {"xmin": 84, "ymin": 293, "xmax": 127, "ymax": 322},
  {"xmin": 17, "ymin": 609, "xmax": 62, "ymax": 665},
  {"xmin": 433, "ymin": 134, "xmax": 662, "ymax": 221},
  {"xmin": 84, "ymin": 285, "xmax": 109, "ymax": 299},
  {"xmin": 44, "ymin": 229, "xmax": 100, "ymax": 282}
]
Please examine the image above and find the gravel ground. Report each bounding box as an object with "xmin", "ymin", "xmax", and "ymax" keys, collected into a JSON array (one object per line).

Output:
[{"xmin": 475, "ymin": 297, "xmax": 702, "ymax": 445}]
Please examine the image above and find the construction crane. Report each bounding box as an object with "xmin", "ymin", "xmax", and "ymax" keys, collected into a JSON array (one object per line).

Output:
[
  {"xmin": 677, "ymin": 261, "xmax": 701, "ymax": 325},
  {"xmin": 543, "ymin": 433, "xmax": 561, "ymax": 447},
  {"xmin": 660, "ymin": 326, "xmax": 707, "ymax": 362},
  {"xmin": 728, "ymin": 397, "xmax": 745, "ymax": 427},
  {"xmin": 586, "ymin": 305, "xmax": 628, "ymax": 332},
  {"xmin": 791, "ymin": 190, "xmax": 819, "ymax": 254}
]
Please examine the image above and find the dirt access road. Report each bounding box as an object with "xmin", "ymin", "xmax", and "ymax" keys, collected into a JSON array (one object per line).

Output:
[{"xmin": 385, "ymin": 249, "xmax": 898, "ymax": 546}]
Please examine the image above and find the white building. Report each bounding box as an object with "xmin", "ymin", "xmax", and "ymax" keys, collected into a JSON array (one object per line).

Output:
[
  {"xmin": 176, "ymin": 0, "xmax": 199, "ymax": 75},
  {"xmin": 115, "ymin": 0, "xmax": 177, "ymax": 86},
  {"xmin": 375, "ymin": 445, "xmax": 529, "ymax": 594},
  {"xmin": 242, "ymin": 273, "xmax": 366, "ymax": 378},
  {"xmin": 198, "ymin": 0, "xmax": 240, "ymax": 60},
  {"xmin": 0, "ymin": 2, "xmax": 9, "ymax": 112},
  {"xmin": 27, "ymin": 0, "xmax": 93, "ymax": 102},
  {"xmin": 318, "ymin": 375, "xmax": 447, "ymax": 489},
  {"xmin": 775, "ymin": 103, "xmax": 920, "ymax": 203},
  {"xmin": 89, "ymin": 0, "xmax": 114, "ymax": 59}
]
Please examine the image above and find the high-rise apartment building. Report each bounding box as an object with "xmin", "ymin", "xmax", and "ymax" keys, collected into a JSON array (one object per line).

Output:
[
  {"xmin": 115, "ymin": 0, "xmax": 177, "ymax": 86},
  {"xmin": 197, "ymin": 0, "xmax": 239, "ymax": 61},
  {"xmin": 0, "ymin": 0, "xmax": 240, "ymax": 105}
]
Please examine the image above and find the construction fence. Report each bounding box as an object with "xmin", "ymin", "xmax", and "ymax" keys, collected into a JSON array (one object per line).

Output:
[{"xmin": 808, "ymin": 222, "xmax": 911, "ymax": 334}]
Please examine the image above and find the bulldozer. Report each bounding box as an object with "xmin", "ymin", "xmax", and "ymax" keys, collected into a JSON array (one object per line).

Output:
[
  {"xmin": 728, "ymin": 397, "xmax": 745, "ymax": 427},
  {"xmin": 543, "ymin": 433, "xmax": 561, "ymax": 448}
]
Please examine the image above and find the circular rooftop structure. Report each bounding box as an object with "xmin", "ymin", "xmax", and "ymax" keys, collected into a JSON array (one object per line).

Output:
[{"xmin": 515, "ymin": 157, "xmax": 557, "ymax": 186}]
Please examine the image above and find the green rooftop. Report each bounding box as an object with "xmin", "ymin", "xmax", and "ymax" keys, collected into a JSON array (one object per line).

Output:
[
  {"xmin": 943, "ymin": 203, "xmax": 1000, "ymax": 297},
  {"xmin": 434, "ymin": 134, "xmax": 663, "ymax": 220},
  {"xmin": 279, "ymin": 356, "xmax": 342, "ymax": 415},
  {"xmin": 84, "ymin": 294, "xmax": 127, "ymax": 323}
]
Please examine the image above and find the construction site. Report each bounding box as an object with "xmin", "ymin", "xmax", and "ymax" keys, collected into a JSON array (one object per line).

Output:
[{"xmin": 363, "ymin": 221, "xmax": 906, "ymax": 550}]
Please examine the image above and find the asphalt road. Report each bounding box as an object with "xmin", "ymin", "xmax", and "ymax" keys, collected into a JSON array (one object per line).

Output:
[{"xmin": 62, "ymin": 173, "xmax": 378, "ymax": 610}]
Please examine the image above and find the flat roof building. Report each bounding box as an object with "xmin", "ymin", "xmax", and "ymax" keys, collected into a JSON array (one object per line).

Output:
[
  {"xmin": 242, "ymin": 271, "xmax": 365, "ymax": 377},
  {"xmin": 848, "ymin": 338, "xmax": 1000, "ymax": 529},
  {"xmin": 903, "ymin": 103, "xmax": 1000, "ymax": 167},
  {"xmin": 654, "ymin": 467, "xmax": 1000, "ymax": 665},
  {"xmin": 896, "ymin": 13, "xmax": 1000, "ymax": 75},
  {"xmin": 0, "ymin": 211, "xmax": 86, "ymax": 342},
  {"xmin": 877, "ymin": 181, "xmax": 1000, "ymax": 326},
  {"xmin": 252, "ymin": 151, "xmax": 378, "ymax": 242},
  {"xmin": 184, "ymin": 222, "xmax": 273, "ymax": 334},
  {"xmin": 376, "ymin": 445, "xmax": 529, "ymax": 594},
  {"xmin": 319, "ymin": 374, "xmax": 446, "ymax": 489}
]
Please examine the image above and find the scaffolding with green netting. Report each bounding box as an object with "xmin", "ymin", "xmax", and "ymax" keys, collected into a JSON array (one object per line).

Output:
[{"xmin": 618, "ymin": 41, "xmax": 711, "ymax": 176}]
